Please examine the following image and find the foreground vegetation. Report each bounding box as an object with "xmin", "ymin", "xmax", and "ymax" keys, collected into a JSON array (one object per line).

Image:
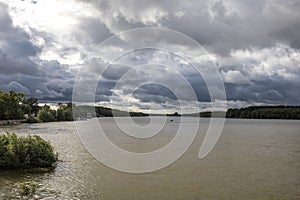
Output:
[
  {"xmin": 6, "ymin": 180, "xmax": 60, "ymax": 199},
  {"xmin": 0, "ymin": 132, "xmax": 57, "ymax": 169}
]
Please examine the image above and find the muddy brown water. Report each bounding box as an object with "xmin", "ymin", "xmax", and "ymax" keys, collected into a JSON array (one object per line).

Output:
[{"xmin": 0, "ymin": 117, "xmax": 299, "ymax": 199}]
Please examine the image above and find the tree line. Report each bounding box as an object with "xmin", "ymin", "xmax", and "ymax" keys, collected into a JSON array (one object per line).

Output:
[
  {"xmin": 187, "ymin": 106, "xmax": 300, "ymax": 119},
  {"xmin": 0, "ymin": 90, "xmax": 73, "ymax": 122},
  {"xmin": 226, "ymin": 105, "xmax": 300, "ymax": 119},
  {"xmin": 72, "ymin": 105, "xmax": 148, "ymax": 118},
  {"xmin": 0, "ymin": 90, "xmax": 148, "ymax": 122}
]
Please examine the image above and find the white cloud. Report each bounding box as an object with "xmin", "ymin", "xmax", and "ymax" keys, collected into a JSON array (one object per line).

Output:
[
  {"xmin": 221, "ymin": 70, "xmax": 250, "ymax": 84},
  {"xmin": 228, "ymin": 44, "xmax": 300, "ymax": 80}
]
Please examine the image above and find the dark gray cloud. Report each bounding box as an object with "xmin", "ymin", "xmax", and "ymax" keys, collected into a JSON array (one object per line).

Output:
[
  {"xmin": 224, "ymin": 79, "xmax": 299, "ymax": 105},
  {"xmin": 0, "ymin": 2, "xmax": 41, "ymax": 76},
  {"xmin": 76, "ymin": 0, "xmax": 300, "ymax": 55},
  {"xmin": 0, "ymin": 2, "xmax": 75, "ymax": 102},
  {"xmin": 0, "ymin": 62, "xmax": 75, "ymax": 102},
  {"xmin": 75, "ymin": 16, "xmax": 112, "ymax": 45},
  {"xmin": 133, "ymin": 84, "xmax": 177, "ymax": 103},
  {"xmin": 0, "ymin": 0, "xmax": 299, "ymax": 110}
]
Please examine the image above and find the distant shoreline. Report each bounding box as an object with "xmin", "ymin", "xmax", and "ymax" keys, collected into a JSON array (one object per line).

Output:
[
  {"xmin": 1, "ymin": 90, "xmax": 299, "ymax": 121},
  {"xmin": 184, "ymin": 105, "xmax": 300, "ymax": 120}
]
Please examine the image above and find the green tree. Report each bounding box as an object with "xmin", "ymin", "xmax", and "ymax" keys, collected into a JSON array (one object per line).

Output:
[
  {"xmin": 226, "ymin": 105, "xmax": 300, "ymax": 119},
  {"xmin": 0, "ymin": 90, "xmax": 25, "ymax": 120},
  {"xmin": 37, "ymin": 105, "xmax": 56, "ymax": 122},
  {"xmin": 56, "ymin": 108, "xmax": 65, "ymax": 121},
  {"xmin": 56, "ymin": 103, "xmax": 73, "ymax": 121},
  {"xmin": 63, "ymin": 108, "xmax": 73, "ymax": 121},
  {"xmin": 22, "ymin": 97, "xmax": 39, "ymax": 116}
]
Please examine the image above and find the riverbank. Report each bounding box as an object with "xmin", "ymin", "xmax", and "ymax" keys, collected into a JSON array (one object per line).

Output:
[{"xmin": 0, "ymin": 120, "xmax": 24, "ymax": 126}]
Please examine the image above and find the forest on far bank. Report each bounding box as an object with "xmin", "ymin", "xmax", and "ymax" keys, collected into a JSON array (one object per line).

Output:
[
  {"xmin": 197, "ymin": 106, "xmax": 300, "ymax": 119},
  {"xmin": 225, "ymin": 105, "xmax": 300, "ymax": 119}
]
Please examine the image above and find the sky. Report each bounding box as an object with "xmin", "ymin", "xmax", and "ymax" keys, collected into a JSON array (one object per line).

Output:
[{"xmin": 0, "ymin": 0, "xmax": 299, "ymax": 113}]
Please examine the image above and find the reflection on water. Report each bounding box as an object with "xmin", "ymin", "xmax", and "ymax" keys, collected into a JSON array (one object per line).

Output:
[{"xmin": 0, "ymin": 117, "xmax": 299, "ymax": 199}]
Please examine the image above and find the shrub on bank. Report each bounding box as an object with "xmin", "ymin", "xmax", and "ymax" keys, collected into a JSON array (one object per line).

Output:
[
  {"xmin": 37, "ymin": 106, "xmax": 56, "ymax": 122},
  {"xmin": 0, "ymin": 132, "xmax": 57, "ymax": 169},
  {"xmin": 25, "ymin": 116, "xmax": 39, "ymax": 123}
]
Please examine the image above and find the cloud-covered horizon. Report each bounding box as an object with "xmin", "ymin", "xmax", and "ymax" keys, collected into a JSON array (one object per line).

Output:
[{"xmin": 0, "ymin": 0, "xmax": 299, "ymax": 113}]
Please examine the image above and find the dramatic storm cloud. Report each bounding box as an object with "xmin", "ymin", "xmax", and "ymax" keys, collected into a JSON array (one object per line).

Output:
[{"xmin": 0, "ymin": 0, "xmax": 299, "ymax": 112}]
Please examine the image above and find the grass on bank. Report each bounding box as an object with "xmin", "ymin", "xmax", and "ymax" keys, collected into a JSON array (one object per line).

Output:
[{"xmin": 0, "ymin": 132, "xmax": 57, "ymax": 169}]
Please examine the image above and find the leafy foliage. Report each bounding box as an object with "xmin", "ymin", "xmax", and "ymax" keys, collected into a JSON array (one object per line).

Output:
[
  {"xmin": 56, "ymin": 103, "xmax": 73, "ymax": 121},
  {"xmin": 22, "ymin": 97, "xmax": 39, "ymax": 116},
  {"xmin": 17, "ymin": 182, "xmax": 37, "ymax": 197},
  {"xmin": 0, "ymin": 90, "xmax": 149, "ymax": 122},
  {"xmin": 0, "ymin": 90, "xmax": 25, "ymax": 120},
  {"xmin": 226, "ymin": 106, "xmax": 300, "ymax": 119},
  {"xmin": 0, "ymin": 90, "xmax": 40, "ymax": 120},
  {"xmin": 0, "ymin": 132, "xmax": 57, "ymax": 169},
  {"xmin": 37, "ymin": 105, "xmax": 56, "ymax": 122},
  {"xmin": 25, "ymin": 116, "xmax": 39, "ymax": 123},
  {"xmin": 0, "ymin": 90, "xmax": 76, "ymax": 122}
]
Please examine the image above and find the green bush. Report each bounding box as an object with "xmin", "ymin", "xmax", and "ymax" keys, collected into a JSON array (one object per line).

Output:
[
  {"xmin": 0, "ymin": 132, "xmax": 57, "ymax": 169},
  {"xmin": 56, "ymin": 105, "xmax": 73, "ymax": 121},
  {"xmin": 25, "ymin": 116, "xmax": 39, "ymax": 123},
  {"xmin": 37, "ymin": 105, "xmax": 56, "ymax": 122},
  {"xmin": 17, "ymin": 182, "xmax": 37, "ymax": 197}
]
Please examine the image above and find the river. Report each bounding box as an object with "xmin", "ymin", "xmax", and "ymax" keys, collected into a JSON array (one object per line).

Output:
[{"xmin": 0, "ymin": 117, "xmax": 299, "ymax": 199}]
